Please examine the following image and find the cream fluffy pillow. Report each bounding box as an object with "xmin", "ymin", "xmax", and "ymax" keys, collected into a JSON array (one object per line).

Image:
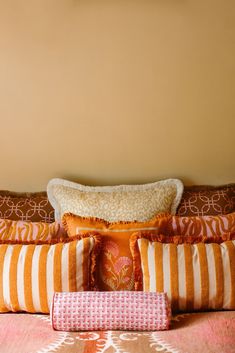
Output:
[{"xmin": 47, "ymin": 178, "xmax": 183, "ymax": 222}]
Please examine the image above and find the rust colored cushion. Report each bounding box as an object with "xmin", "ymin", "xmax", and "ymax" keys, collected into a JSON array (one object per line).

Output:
[
  {"xmin": 177, "ymin": 184, "xmax": 235, "ymax": 216},
  {"xmin": 0, "ymin": 191, "xmax": 54, "ymax": 223},
  {"xmin": 62, "ymin": 212, "xmax": 171, "ymax": 291}
]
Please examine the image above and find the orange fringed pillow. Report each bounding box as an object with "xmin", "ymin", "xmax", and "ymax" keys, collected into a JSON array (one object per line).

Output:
[{"xmin": 62, "ymin": 213, "xmax": 171, "ymax": 291}]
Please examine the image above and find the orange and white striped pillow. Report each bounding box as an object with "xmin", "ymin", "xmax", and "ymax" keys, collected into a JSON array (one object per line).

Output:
[
  {"xmin": 131, "ymin": 233, "xmax": 235, "ymax": 312},
  {"xmin": 0, "ymin": 235, "xmax": 100, "ymax": 313},
  {"xmin": 0, "ymin": 219, "xmax": 66, "ymax": 241}
]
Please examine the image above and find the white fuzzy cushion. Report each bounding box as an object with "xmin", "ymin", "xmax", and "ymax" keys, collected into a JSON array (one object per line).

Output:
[{"xmin": 47, "ymin": 178, "xmax": 183, "ymax": 222}]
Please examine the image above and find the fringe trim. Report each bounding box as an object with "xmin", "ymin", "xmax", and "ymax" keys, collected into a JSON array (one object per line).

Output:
[
  {"xmin": 62, "ymin": 212, "xmax": 172, "ymax": 235},
  {"xmin": 129, "ymin": 232, "xmax": 144, "ymax": 291},
  {"xmin": 0, "ymin": 232, "xmax": 101, "ymax": 245}
]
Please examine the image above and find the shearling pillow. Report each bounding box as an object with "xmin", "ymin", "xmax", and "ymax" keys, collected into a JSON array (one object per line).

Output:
[{"xmin": 47, "ymin": 178, "xmax": 183, "ymax": 222}]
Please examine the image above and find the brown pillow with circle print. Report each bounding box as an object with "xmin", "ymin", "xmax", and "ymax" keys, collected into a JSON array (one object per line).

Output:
[
  {"xmin": 177, "ymin": 184, "xmax": 235, "ymax": 217},
  {"xmin": 0, "ymin": 190, "xmax": 54, "ymax": 223}
]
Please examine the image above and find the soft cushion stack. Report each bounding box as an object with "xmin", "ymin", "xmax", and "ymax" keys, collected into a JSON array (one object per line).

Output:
[
  {"xmin": 1, "ymin": 179, "xmax": 235, "ymax": 321},
  {"xmin": 62, "ymin": 212, "xmax": 171, "ymax": 291}
]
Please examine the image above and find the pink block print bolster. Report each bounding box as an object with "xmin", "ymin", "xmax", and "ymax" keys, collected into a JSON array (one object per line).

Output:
[{"xmin": 51, "ymin": 291, "xmax": 171, "ymax": 331}]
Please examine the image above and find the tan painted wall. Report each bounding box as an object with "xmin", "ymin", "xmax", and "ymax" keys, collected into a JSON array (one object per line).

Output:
[{"xmin": 0, "ymin": 0, "xmax": 234, "ymax": 191}]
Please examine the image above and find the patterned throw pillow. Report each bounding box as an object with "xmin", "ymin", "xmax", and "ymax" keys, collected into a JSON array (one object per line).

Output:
[
  {"xmin": 177, "ymin": 184, "xmax": 235, "ymax": 216},
  {"xmin": 48, "ymin": 178, "xmax": 183, "ymax": 222},
  {"xmin": 62, "ymin": 213, "xmax": 171, "ymax": 291},
  {"xmin": 130, "ymin": 233, "xmax": 235, "ymax": 312},
  {"xmin": 0, "ymin": 191, "xmax": 54, "ymax": 222},
  {"xmin": 0, "ymin": 234, "xmax": 100, "ymax": 313},
  {"xmin": 0, "ymin": 219, "xmax": 66, "ymax": 241},
  {"xmin": 167, "ymin": 212, "xmax": 235, "ymax": 238}
]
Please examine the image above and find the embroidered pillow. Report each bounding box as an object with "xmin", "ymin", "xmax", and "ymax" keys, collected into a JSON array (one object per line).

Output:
[
  {"xmin": 177, "ymin": 184, "xmax": 235, "ymax": 216},
  {"xmin": 62, "ymin": 213, "xmax": 171, "ymax": 291},
  {"xmin": 0, "ymin": 234, "xmax": 100, "ymax": 313},
  {"xmin": 0, "ymin": 190, "xmax": 54, "ymax": 222},
  {"xmin": 48, "ymin": 178, "xmax": 183, "ymax": 222},
  {"xmin": 130, "ymin": 233, "xmax": 235, "ymax": 312},
  {"xmin": 168, "ymin": 213, "xmax": 235, "ymax": 238},
  {"xmin": 0, "ymin": 219, "xmax": 66, "ymax": 241}
]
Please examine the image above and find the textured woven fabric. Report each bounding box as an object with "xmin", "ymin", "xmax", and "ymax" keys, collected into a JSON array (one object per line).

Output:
[
  {"xmin": 0, "ymin": 191, "xmax": 54, "ymax": 222},
  {"xmin": 51, "ymin": 291, "xmax": 171, "ymax": 331},
  {"xmin": 47, "ymin": 178, "xmax": 183, "ymax": 222},
  {"xmin": 177, "ymin": 184, "xmax": 235, "ymax": 216},
  {"xmin": 131, "ymin": 234, "xmax": 235, "ymax": 312}
]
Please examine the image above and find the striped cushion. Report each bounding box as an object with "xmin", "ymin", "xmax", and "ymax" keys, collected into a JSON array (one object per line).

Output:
[
  {"xmin": 0, "ymin": 219, "xmax": 66, "ymax": 241},
  {"xmin": 131, "ymin": 234, "xmax": 235, "ymax": 312},
  {"xmin": 0, "ymin": 235, "xmax": 100, "ymax": 313},
  {"xmin": 168, "ymin": 212, "xmax": 235, "ymax": 238}
]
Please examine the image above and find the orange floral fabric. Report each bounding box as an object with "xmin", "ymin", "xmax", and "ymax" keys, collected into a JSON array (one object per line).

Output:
[{"xmin": 63, "ymin": 213, "xmax": 171, "ymax": 291}]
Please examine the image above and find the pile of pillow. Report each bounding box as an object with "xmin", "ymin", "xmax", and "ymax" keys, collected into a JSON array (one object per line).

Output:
[{"xmin": 0, "ymin": 178, "xmax": 234, "ymax": 314}]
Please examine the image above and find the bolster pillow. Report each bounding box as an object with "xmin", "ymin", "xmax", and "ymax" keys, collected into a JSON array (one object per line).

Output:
[{"xmin": 51, "ymin": 291, "xmax": 171, "ymax": 331}]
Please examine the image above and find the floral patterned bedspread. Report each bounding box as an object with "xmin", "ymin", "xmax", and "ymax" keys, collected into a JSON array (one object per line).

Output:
[{"xmin": 0, "ymin": 311, "xmax": 234, "ymax": 353}]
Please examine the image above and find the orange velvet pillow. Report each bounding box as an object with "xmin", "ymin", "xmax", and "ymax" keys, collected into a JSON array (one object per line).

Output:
[{"xmin": 63, "ymin": 213, "xmax": 171, "ymax": 291}]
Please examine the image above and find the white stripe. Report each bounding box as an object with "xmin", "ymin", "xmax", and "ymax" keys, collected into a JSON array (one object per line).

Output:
[
  {"xmin": 148, "ymin": 243, "xmax": 156, "ymax": 292},
  {"xmin": 138, "ymin": 240, "xmax": 147, "ymax": 289},
  {"xmin": 61, "ymin": 243, "xmax": 69, "ymax": 291},
  {"xmin": 221, "ymin": 242, "xmax": 231, "ymax": 309},
  {"xmin": 162, "ymin": 244, "xmax": 171, "ymax": 301},
  {"xmin": 3, "ymin": 246, "xmax": 13, "ymax": 310},
  {"xmin": 17, "ymin": 246, "xmax": 27, "ymax": 311},
  {"xmin": 177, "ymin": 245, "xmax": 186, "ymax": 311},
  {"xmin": 46, "ymin": 245, "xmax": 55, "ymax": 309},
  {"xmin": 192, "ymin": 244, "xmax": 201, "ymax": 310},
  {"xmin": 76, "ymin": 239, "xmax": 84, "ymax": 290},
  {"xmin": 31, "ymin": 246, "xmax": 42, "ymax": 312},
  {"xmin": 206, "ymin": 244, "xmax": 216, "ymax": 309}
]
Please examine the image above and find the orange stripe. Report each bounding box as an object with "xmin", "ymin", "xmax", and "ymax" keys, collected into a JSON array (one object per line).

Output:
[
  {"xmin": 225, "ymin": 241, "xmax": 235, "ymax": 308},
  {"xmin": 0, "ymin": 245, "xmax": 8, "ymax": 311},
  {"xmin": 68, "ymin": 241, "xmax": 77, "ymax": 292},
  {"xmin": 184, "ymin": 244, "xmax": 194, "ymax": 311},
  {"xmin": 9, "ymin": 245, "xmax": 22, "ymax": 311},
  {"xmin": 169, "ymin": 243, "xmax": 179, "ymax": 311},
  {"xmin": 140, "ymin": 239, "xmax": 150, "ymax": 291},
  {"xmin": 82, "ymin": 238, "xmax": 91, "ymax": 291},
  {"xmin": 53, "ymin": 243, "xmax": 63, "ymax": 292},
  {"xmin": 212, "ymin": 243, "xmax": 223, "ymax": 309},
  {"xmin": 197, "ymin": 243, "xmax": 209, "ymax": 310},
  {"xmin": 24, "ymin": 245, "xmax": 36, "ymax": 312},
  {"xmin": 39, "ymin": 245, "xmax": 50, "ymax": 313},
  {"xmin": 154, "ymin": 242, "xmax": 163, "ymax": 292}
]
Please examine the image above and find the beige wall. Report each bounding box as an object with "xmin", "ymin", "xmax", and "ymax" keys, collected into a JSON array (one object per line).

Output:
[{"xmin": 0, "ymin": 0, "xmax": 234, "ymax": 191}]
